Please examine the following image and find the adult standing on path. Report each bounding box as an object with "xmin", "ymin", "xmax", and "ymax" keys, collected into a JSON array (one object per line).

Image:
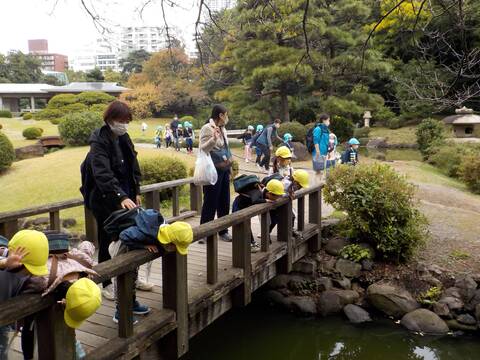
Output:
[
  {"xmin": 80, "ymin": 101, "xmax": 142, "ymax": 300},
  {"xmin": 171, "ymin": 114, "xmax": 180, "ymax": 151},
  {"xmin": 255, "ymin": 119, "xmax": 282, "ymax": 172},
  {"xmin": 312, "ymin": 113, "xmax": 331, "ymax": 174},
  {"xmin": 199, "ymin": 104, "xmax": 233, "ymax": 242}
]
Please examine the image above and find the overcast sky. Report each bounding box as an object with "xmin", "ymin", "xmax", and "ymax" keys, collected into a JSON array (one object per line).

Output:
[{"xmin": 0, "ymin": 0, "xmax": 200, "ymax": 55}]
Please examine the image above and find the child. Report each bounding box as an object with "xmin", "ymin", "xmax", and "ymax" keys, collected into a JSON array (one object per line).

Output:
[
  {"xmin": 154, "ymin": 126, "xmax": 163, "ymax": 149},
  {"xmin": 107, "ymin": 209, "xmax": 193, "ymax": 324},
  {"xmin": 263, "ymin": 179, "xmax": 286, "ymax": 234},
  {"xmin": 253, "ymin": 124, "xmax": 264, "ymax": 166},
  {"xmin": 271, "ymin": 146, "xmax": 293, "ymax": 178},
  {"xmin": 141, "ymin": 122, "xmax": 148, "ymax": 136},
  {"xmin": 341, "ymin": 138, "xmax": 360, "ymax": 165},
  {"xmin": 165, "ymin": 125, "xmax": 173, "ymax": 148},
  {"xmin": 174, "ymin": 124, "xmax": 183, "ymax": 152},
  {"xmin": 183, "ymin": 122, "xmax": 195, "ymax": 154},
  {"xmin": 282, "ymin": 133, "xmax": 295, "ymax": 159},
  {"xmin": 325, "ymin": 133, "xmax": 338, "ymax": 169},
  {"xmin": 238, "ymin": 125, "xmax": 254, "ymax": 162}
]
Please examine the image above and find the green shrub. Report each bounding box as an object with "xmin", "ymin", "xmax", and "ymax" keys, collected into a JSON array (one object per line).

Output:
[
  {"xmin": 330, "ymin": 115, "xmax": 354, "ymax": 143},
  {"xmin": 323, "ymin": 96, "xmax": 362, "ymax": 122},
  {"xmin": 387, "ymin": 117, "xmax": 402, "ymax": 129},
  {"xmin": 180, "ymin": 115, "xmax": 196, "ymax": 123},
  {"xmin": 279, "ymin": 121, "xmax": 307, "ymax": 144},
  {"xmin": 50, "ymin": 118, "xmax": 64, "ymax": 125},
  {"xmin": 0, "ymin": 110, "xmax": 13, "ymax": 118},
  {"xmin": 353, "ymin": 127, "xmax": 371, "ymax": 139},
  {"xmin": 418, "ymin": 286, "xmax": 442, "ymax": 305},
  {"xmin": 22, "ymin": 127, "xmax": 43, "ymax": 140},
  {"xmin": 428, "ymin": 143, "xmax": 472, "ymax": 178},
  {"xmin": 62, "ymin": 103, "xmax": 88, "ymax": 113},
  {"xmin": 0, "ymin": 132, "xmax": 15, "ymax": 172},
  {"xmin": 374, "ymin": 107, "xmax": 396, "ymax": 126},
  {"xmin": 22, "ymin": 112, "xmax": 33, "ymax": 120},
  {"xmin": 33, "ymin": 108, "xmax": 63, "ymax": 120},
  {"xmin": 340, "ymin": 244, "xmax": 372, "ymax": 263},
  {"xmin": 140, "ymin": 156, "xmax": 188, "ymax": 199},
  {"xmin": 89, "ymin": 103, "xmax": 108, "ymax": 113},
  {"xmin": 58, "ymin": 111, "xmax": 103, "ymax": 146},
  {"xmin": 47, "ymin": 94, "xmax": 77, "ymax": 108},
  {"xmin": 76, "ymin": 91, "xmax": 115, "ymax": 106},
  {"xmin": 290, "ymin": 97, "xmax": 319, "ymax": 125},
  {"xmin": 459, "ymin": 155, "xmax": 480, "ymax": 194},
  {"xmin": 416, "ymin": 118, "xmax": 446, "ymax": 159},
  {"xmin": 324, "ymin": 163, "xmax": 428, "ymax": 262}
]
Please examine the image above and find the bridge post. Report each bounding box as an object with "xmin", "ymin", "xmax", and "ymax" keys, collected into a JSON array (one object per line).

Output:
[
  {"xmin": 232, "ymin": 219, "xmax": 252, "ymax": 307},
  {"xmin": 277, "ymin": 201, "xmax": 293, "ymax": 273},
  {"xmin": 36, "ymin": 303, "xmax": 75, "ymax": 360},
  {"xmin": 297, "ymin": 197, "xmax": 305, "ymax": 231},
  {"xmin": 49, "ymin": 210, "xmax": 61, "ymax": 231},
  {"xmin": 162, "ymin": 251, "xmax": 189, "ymax": 357},
  {"xmin": 0, "ymin": 220, "xmax": 18, "ymax": 239},
  {"xmin": 207, "ymin": 234, "xmax": 218, "ymax": 284},
  {"xmin": 308, "ymin": 189, "xmax": 322, "ymax": 252},
  {"xmin": 84, "ymin": 207, "xmax": 98, "ymax": 246},
  {"xmin": 189, "ymin": 183, "xmax": 202, "ymax": 212},
  {"xmin": 172, "ymin": 187, "xmax": 180, "ymax": 217},
  {"xmin": 144, "ymin": 190, "xmax": 160, "ymax": 211},
  {"xmin": 260, "ymin": 212, "xmax": 270, "ymax": 252},
  {"xmin": 117, "ymin": 270, "xmax": 135, "ymax": 338}
]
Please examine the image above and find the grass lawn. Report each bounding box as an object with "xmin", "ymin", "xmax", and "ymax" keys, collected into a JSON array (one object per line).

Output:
[
  {"xmin": 0, "ymin": 117, "xmax": 60, "ymax": 148},
  {"xmin": 368, "ymin": 126, "xmax": 418, "ymax": 145}
]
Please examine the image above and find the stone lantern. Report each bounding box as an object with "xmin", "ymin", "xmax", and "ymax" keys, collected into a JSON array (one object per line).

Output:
[{"xmin": 363, "ymin": 111, "xmax": 372, "ymax": 128}]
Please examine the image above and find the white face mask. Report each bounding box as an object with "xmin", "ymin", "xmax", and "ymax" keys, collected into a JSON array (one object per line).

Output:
[{"xmin": 110, "ymin": 121, "xmax": 128, "ymax": 136}]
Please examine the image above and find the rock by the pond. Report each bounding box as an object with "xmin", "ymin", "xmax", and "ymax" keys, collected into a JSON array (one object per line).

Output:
[
  {"xmin": 332, "ymin": 277, "xmax": 351, "ymax": 290},
  {"xmin": 335, "ymin": 259, "xmax": 362, "ymax": 278},
  {"xmin": 361, "ymin": 259, "xmax": 374, "ymax": 271},
  {"xmin": 26, "ymin": 217, "xmax": 49, "ymax": 227},
  {"xmin": 476, "ymin": 304, "xmax": 480, "ymax": 322},
  {"xmin": 366, "ymin": 138, "xmax": 387, "ymax": 149},
  {"xmin": 455, "ymin": 275, "xmax": 478, "ymax": 302},
  {"xmin": 445, "ymin": 319, "xmax": 477, "ymax": 332},
  {"xmin": 268, "ymin": 274, "xmax": 306, "ymax": 290},
  {"xmin": 288, "ymin": 276, "xmax": 311, "ymax": 291},
  {"xmin": 291, "ymin": 142, "xmax": 308, "ymax": 161},
  {"xmin": 316, "ymin": 277, "xmax": 333, "ymax": 291},
  {"xmin": 292, "ymin": 259, "xmax": 317, "ymax": 275},
  {"xmin": 438, "ymin": 296, "xmax": 464, "ymax": 312},
  {"xmin": 318, "ymin": 257, "xmax": 337, "ymax": 274},
  {"xmin": 318, "ymin": 290, "xmax": 359, "ymax": 316},
  {"xmin": 324, "ymin": 237, "xmax": 348, "ymax": 256},
  {"xmin": 433, "ymin": 302, "xmax": 451, "ymax": 318},
  {"xmin": 367, "ymin": 282, "xmax": 420, "ymax": 318},
  {"xmin": 343, "ymin": 304, "xmax": 372, "ymax": 324},
  {"xmin": 456, "ymin": 314, "xmax": 476, "ymax": 326},
  {"xmin": 321, "ymin": 218, "xmax": 341, "ymax": 239},
  {"xmin": 466, "ymin": 289, "xmax": 480, "ymax": 312},
  {"xmin": 264, "ymin": 290, "xmax": 292, "ymax": 309},
  {"xmin": 401, "ymin": 309, "xmax": 449, "ymax": 335},
  {"xmin": 15, "ymin": 144, "xmax": 44, "ymax": 160},
  {"xmin": 443, "ymin": 287, "xmax": 462, "ymax": 299},
  {"xmin": 62, "ymin": 218, "xmax": 77, "ymax": 228},
  {"xmin": 289, "ymin": 296, "xmax": 317, "ymax": 315}
]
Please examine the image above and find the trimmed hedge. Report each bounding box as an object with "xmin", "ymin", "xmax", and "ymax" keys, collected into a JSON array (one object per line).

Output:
[
  {"xmin": 22, "ymin": 127, "xmax": 44, "ymax": 140},
  {"xmin": 89, "ymin": 103, "xmax": 108, "ymax": 113},
  {"xmin": 0, "ymin": 132, "xmax": 15, "ymax": 172},
  {"xmin": 0, "ymin": 110, "xmax": 12, "ymax": 118},
  {"xmin": 279, "ymin": 121, "xmax": 307, "ymax": 144},
  {"xmin": 58, "ymin": 111, "xmax": 103, "ymax": 146},
  {"xmin": 63, "ymin": 103, "xmax": 88, "ymax": 113},
  {"xmin": 22, "ymin": 113, "xmax": 33, "ymax": 120},
  {"xmin": 76, "ymin": 92, "xmax": 115, "ymax": 105},
  {"xmin": 47, "ymin": 94, "xmax": 78, "ymax": 108},
  {"xmin": 460, "ymin": 155, "xmax": 480, "ymax": 194},
  {"xmin": 33, "ymin": 108, "xmax": 63, "ymax": 120},
  {"xmin": 416, "ymin": 118, "xmax": 446, "ymax": 159},
  {"xmin": 140, "ymin": 156, "xmax": 188, "ymax": 200}
]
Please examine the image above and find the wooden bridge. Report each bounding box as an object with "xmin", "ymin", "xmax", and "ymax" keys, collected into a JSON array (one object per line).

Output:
[{"xmin": 0, "ymin": 178, "xmax": 323, "ymax": 360}]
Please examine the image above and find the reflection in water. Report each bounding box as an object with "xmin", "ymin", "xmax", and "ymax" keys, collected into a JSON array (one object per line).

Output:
[{"xmin": 182, "ymin": 301, "xmax": 480, "ymax": 360}]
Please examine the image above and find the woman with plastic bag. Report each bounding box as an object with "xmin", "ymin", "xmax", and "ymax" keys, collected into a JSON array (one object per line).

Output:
[{"xmin": 197, "ymin": 104, "xmax": 233, "ymax": 242}]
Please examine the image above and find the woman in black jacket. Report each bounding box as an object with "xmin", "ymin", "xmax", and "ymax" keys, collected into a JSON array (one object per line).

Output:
[{"xmin": 80, "ymin": 101, "xmax": 142, "ymax": 300}]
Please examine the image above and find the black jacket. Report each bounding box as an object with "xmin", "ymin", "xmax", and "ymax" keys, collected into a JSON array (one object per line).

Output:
[{"xmin": 80, "ymin": 125, "xmax": 141, "ymax": 215}]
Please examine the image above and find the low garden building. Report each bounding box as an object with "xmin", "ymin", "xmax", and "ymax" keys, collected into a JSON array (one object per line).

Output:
[{"xmin": 443, "ymin": 106, "xmax": 480, "ymax": 138}]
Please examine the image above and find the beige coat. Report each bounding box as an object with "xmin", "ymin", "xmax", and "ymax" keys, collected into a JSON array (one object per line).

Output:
[{"xmin": 199, "ymin": 119, "xmax": 230, "ymax": 154}]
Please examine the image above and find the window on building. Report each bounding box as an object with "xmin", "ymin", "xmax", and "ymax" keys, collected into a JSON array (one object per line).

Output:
[{"xmin": 465, "ymin": 127, "xmax": 474, "ymax": 135}]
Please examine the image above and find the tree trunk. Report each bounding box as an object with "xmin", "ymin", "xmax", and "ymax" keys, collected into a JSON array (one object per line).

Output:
[{"xmin": 280, "ymin": 93, "xmax": 290, "ymax": 122}]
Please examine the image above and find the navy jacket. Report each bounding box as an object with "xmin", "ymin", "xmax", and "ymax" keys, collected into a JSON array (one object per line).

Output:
[{"xmin": 119, "ymin": 209, "xmax": 165, "ymax": 249}]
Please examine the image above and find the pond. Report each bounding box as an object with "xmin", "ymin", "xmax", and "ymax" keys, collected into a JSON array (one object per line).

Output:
[{"xmin": 181, "ymin": 301, "xmax": 480, "ymax": 360}]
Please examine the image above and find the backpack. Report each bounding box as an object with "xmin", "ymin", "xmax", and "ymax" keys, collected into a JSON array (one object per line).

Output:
[
  {"xmin": 234, "ymin": 174, "xmax": 260, "ymax": 193},
  {"xmin": 260, "ymin": 173, "xmax": 284, "ymax": 187},
  {"xmin": 251, "ymin": 128, "xmax": 264, "ymax": 146},
  {"xmin": 306, "ymin": 127, "xmax": 316, "ymax": 153}
]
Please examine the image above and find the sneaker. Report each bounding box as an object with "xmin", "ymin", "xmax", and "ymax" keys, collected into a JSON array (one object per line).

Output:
[
  {"xmin": 219, "ymin": 233, "xmax": 232, "ymax": 242},
  {"xmin": 102, "ymin": 284, "xmax": 115, "ymax": 301},
  {"xmin": 136, "ymin": 279, "xmax": 155, "ymax": 291},
  {"xmin": 133, "ymin": 301, "xmax": 151, "ymax": 315},
  {"xmin": 251, "ymin": 242, "xmax": 261, "ymax": 253},
  {"xmin": 113, "ymin": 310, "xmax": 139, "ymax": 325}
]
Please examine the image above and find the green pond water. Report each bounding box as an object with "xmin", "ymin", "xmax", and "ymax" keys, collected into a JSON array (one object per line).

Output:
[{"xmin": 181, "ymin": 302, "xmax": 480, "ymax": 360}]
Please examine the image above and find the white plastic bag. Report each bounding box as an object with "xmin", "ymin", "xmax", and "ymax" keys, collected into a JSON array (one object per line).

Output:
[{"xmin": 193, "ymin": 150, "xmax": 218, "ymax": 186}]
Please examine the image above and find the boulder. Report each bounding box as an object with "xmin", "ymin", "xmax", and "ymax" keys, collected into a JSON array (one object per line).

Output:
[
  {"xmin": 288, "ymin": 276, "xmax": 311, "ymax": 291},
  {"xmin": 316, "ymin": 277, "xmax": 333, "ymax": 292},
  {"xmin": 343, "ymin": 304, "xmax": 372, "ymax": 324},
  {"xmin": 455, "ymin": 275, "xmax": 478, "ymax": 303},
  {"xmin": 292, "ymin": 259, "xmax": 317, "ymax": 275},
  {"xmin": 476, "ymin": 304, "xmax": 480, "ymax": 322},
  {"xmin": 361, "ymin": 259, "xmax": 374, "ymax": 271},
  {"xmin": 456, "ymin": 314, "xmax": 476, "ymax": 326},
  {"xmin": 332, "ymin": 277, "xmax": 351, "ymax": 290},
  {"xmin": 318, "ymin": 257, "xmax": 337, "ymax": 274},
  {"xmin": 367, "ymin": 282, "xmax": 420, "ymax": 318},
  {"xmin": 401, "ymin": 309, "xmax": 449, "ymax": 335},
  {"xmin": 366, "ymin": 138, "xmax": 387, "ymax": 149},
  {"xmin": 268, "ymin": 274, "xmax": 302, "ymax": 289},
  {"xmin": 264, "ymin": 290, "xmax": 291, "ymax": 309},
  {"xmin": 25, "ymin": 217, "xmax": 49, "ymax": 227},
  {"xmin": 445, "ymin": 319, "xmax": 477, "ymax": 332},
  {"xmin": 443, "ymin": 287, "xmax": 462, "ymax": 299},
  {"xmin": 321, "ymin": 218, "xmax": 341, "ymax": 238},
  {"xmin": 15, "ymin": 144, "xmax": 44, "ymax": 160},
  {"xmin": 335, "ymin": 259, "xmax": 362, "ymax": 278},
  {"xmin": 438, "ymin": 296, "xmax": 464, "ymax": 312},
  {"xmin": 432, "ymin": 302, "xmax": 450, "ymax": 318},
  {"xmin": 291, "ymin": 142, "xmax": 308, "ymax": 161},
  {"xmin": 324, "ymin": 237, "xmax": 348, "ymax": 256},
  {"xmin": 62, "ymin": 218, "xmax": 77, "ymax": 228},
  {"xmin": 318, "ymin": 290, "xmax": 359, "ymax": 316},
  {"xmin": 289, "ymin": 296, "xmax": 317, "ymax": 315},
  {"xmin": 466, "ymin": 289, "xmax": 480, "ymax": 312}
]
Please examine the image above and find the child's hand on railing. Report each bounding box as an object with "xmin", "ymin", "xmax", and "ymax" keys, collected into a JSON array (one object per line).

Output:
[{"xmin": 145, "ymin": 245, "xmax": 159, "ymax": 253}]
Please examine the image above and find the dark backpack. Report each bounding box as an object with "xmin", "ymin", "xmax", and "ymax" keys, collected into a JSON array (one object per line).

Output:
[
  {"xmin": 260, "ymin": 173, "xmax": 284, "ymax": 187},
  {"xmin": 234, "ymin": 174, "xmax": 260, "ymax": 193},
  {"xmin": 251, "ymin": 128, "xmax": 265, "ymax": 146},
  {"xmin": 306, "ymin": 127, "xmax": 316, "ymax": 153}
]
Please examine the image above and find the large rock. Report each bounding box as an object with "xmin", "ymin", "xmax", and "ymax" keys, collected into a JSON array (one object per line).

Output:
[
  {"xmin": 366, "ymin": 138, "xmax": 387, "ymax": 149},
  {"xmin": 432, "ymin": 302, "xmax": 450, "ymax": 318},
  {"xmin": 332, "ymin": 277, "xmax": 351, "ymax": 290},
  {"xmin": 401, "ymin": 309, "xmax": 449, "ymax": 335},
  {"xmin": 443, "ymin": 287, "xmax": 462, "ymax": 299},
  {"xmin": 335, "ymin": 259, "xmax": 362, "ymax": 278},
  {"xmin": 15, "ymin": 144, "xmax": 44, "ymax": 160},
  {"xmin": 268, "ymin": 274, "xmax": 305, "ymax": 290},
  {"xmin": 445, "ymin": 319, "xmax": 477, "ymax": 332},
  {"xmin": 264, "ymin": 290, "xmax": 292, "ymax": 309},
  {"xmin": 321, "ymin": 218, "xmax": 341, "ymax": 239},
  {"xmin": 367, "ymin": 282, "xmax": 420, "ymax": 318},
  {"xmin": 466, "ymin": 289, "xmax": 480, "ymax": 312},
  {"xmin": 62, "ymin": 218, "xmax": 77, "ymax": 228},
  {"xmin": 456, "ymin": 314, "xmax": 476, "ymax": 326},
  {"xmin": 324, "ymin": 237, "xmax": 348, "ymax": 256},
  {"xmin": 438, "ymin": 296, "xmax": 464, "ymax": 312},
  {"xmin": 289, "ymin": 296, "xmax": 317, "ymax": 315},
  {"xmin": 291, "ymin": 142, "xmax": 308, "ymax": 161},
  {"xmin": 316, "ymin": 277, "xmax": 333, "ymax": 291},
  {"xmin": 292, "ymin": 259, "xmax": 317, "ymax": 275},
  {"xmin": 343, "ymin": 304, "xmax": 372, "ymax": 324},
  {"xmin": 476, "ymin": 304, "xmax": 480, "ymax": 322},
  {"xmin": 318, "ymin": 290, "xmax": 359, "ymax": 316},
  {"xmin": 455, "ymin": 275, "xmax": 478, "ymax": 303}
]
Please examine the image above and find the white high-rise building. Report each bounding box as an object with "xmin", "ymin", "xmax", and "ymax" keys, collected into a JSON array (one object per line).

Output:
[
  {"xmin": 204, "ymin": 0, "xmax": 236, "ymax": 12},
  {"xmin": 119, "ymin": 26, "xmax": 166, "ymax": 56}
]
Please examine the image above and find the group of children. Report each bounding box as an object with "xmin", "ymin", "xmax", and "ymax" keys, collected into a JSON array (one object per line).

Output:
[{"xmin": 155, "ymin": 122, "xmax": 195, "ymax": 154}]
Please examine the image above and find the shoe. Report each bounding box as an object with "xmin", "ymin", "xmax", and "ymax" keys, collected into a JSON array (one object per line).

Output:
[
  {"xmin": 102, "ymin": 284, "xmax": 115, "ymax": 301},
  {"xmin": 133, "ymin": 301, "xmax": 151, "ymax": 315},
  {"xmin": 113, "ymin": 310, "xmax": 139, "ymax": 325},
  {"xmin": 219, "ymin": 233, "xmax": 232, "ymax": 242},
  {"xmin": 251, "ymin": 242, "xmax": 260, "ymax": 253},
  {"xmin": 136, "ymin": 279, "xmax": 154, "ymax": 291}
]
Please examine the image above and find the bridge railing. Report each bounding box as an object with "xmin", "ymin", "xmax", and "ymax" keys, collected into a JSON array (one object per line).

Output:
[{"xmin": 0, "ymin": 178, "xmax": 323, "ymax": 360}]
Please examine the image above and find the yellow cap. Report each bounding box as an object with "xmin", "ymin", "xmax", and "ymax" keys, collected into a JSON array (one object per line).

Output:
[
  {"xmin": 266, "ymin": 179, "xmax": 285, "ymax": 196},
  {"xmin": 293, "ymin": 169, "xmax": 310, "ymax": 188},
  {"xmin": 64, "ymin": 278, "xmax": 102, "ymax": 329},
  {"xmin": 8, "ymin": 230, "xmax": 49, "ymax": 276},
  {"xmin": 275, "ymin": 146, "xmax": 292, "ymax": 159},
  {"xmin": 157, "ymin": 222, "xmax": 193, "ymax": 255}
]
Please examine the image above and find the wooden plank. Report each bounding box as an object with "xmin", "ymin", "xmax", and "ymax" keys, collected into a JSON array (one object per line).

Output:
[
  {"xmin": 308, "ymin": 190, "xmax": 322, "ymax": 252},
  {"xmin": 0, "ymin": 199, "xmax": 83, "ymax": 223},
  {"xmin": 189, "ymin": 183, "xmax": 202, "ymax": 212},
  {"xmin": 140, "ymin": 178, "xmax": 193, "ymax": 193},
  {"xmin": 49, "ymin": 210, "xmax": 61, "ymax": 231},
  {"xmin": 260, "ymin": 212, "xmax": 270, "ymax": 252},
  {"xmin": 232, "ymin": 220, "xmax": 252, "ymax": 307},
  {"xmin": 144, "ymin": 190, "xmax": 160, "ymax": 211},
  {"xmin": 207, "ymin": 234, "xmax": 218, "ymax": 284},
  {"xmin": 277, "ymin": 201, "xmax": 293, "ymax": 274},
  {"xmin": 172, "ymin": 187, "xmax": 180, "ymax": 217},
  {"xmin": 117, "ymin": 271, "xmax": 135, "ymax": 338},
  {"xmin": 297, "ymin": 197, "xmax": 305, "ymax": 231}
]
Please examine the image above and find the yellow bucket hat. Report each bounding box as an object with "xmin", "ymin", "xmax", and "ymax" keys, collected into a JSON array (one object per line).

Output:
[
  {"xmin": 266, "ymin": 179, "xmax": 285, "ymax": 196},
  {"xmin": 8, "ymin": 230, "xmax": 49, "ymax": 276},
  {"xmin": 275, "ymin": 146, "xmax": 292, "ymax": 159},
  {"xmin": 293, "ymin": 169, "xmax": 310, "ymax": 188},
  {"xmin": 157, "ymin": 222, "xmax": 193, "ymax": 255},
  {"xmin": 64, "ymin": 278, "xmax": 102, "ymax": 329}
]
